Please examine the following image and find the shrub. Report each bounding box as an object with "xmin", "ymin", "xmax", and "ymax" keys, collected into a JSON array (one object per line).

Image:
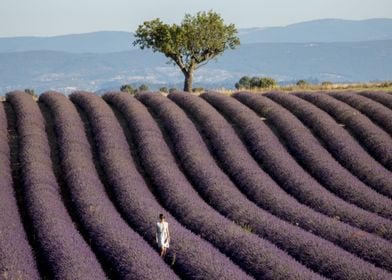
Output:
[
  {"xmin": 192, "ymin": 87, "xmax": 204, "ymax": 93},
  {"xmin": 24, "ymin": 88, "xmax": 36, "ymax": 97},
  {"xmin": 138, "ymin": 84, "xmax": 149, "ymax": 92},
  {"xmin": 120, "ymin": 84, "xmax": 137, "ymax": 95},
  {"xmin": 321, "ymin": 81, "xmax": 333, "ymax": 86},
  {"xmin": 235, "ymin": 76, "xmax": 277, "ymax": 89},
  {"xmin": 159, "ymin": 87, "xmax": 168, "ymax": 93},
  {"xmin": 250, "ymin": 77, "xmax": 260, "ymax": 88},
  {"xmin": 259, "ymin": 77, "xmax": 277, "ymax": 88},
  {"xmin": 296, "ymin": 80, "xmax": 308, "ymax": 87},
  {"xmin": 169, "ymin": 88, "xmax": 178, "ymax": 94},
  {"xmin": 235, "ymin": 76, "xmax": 251, "ymax": 89}
]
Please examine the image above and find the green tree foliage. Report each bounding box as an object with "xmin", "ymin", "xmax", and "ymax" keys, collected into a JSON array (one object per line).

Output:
[
  {"xmin": 321, "ymin": 81, "xmax": 333, "ymax": 88},
  {"xmin": 192, "ymin": 87, "xmax": 205, "ymax": 93},
  {"xmin": 24, "ymin": 88, "xmax": 36, "ymax": 97},
  {"xmin": 121, "ymin": 84, "xmax": 149, "ymax": 94},
  {"xmin": 120, "ymin": 84, "xmax": 137, "ymax": 95},
  {"xmin": 235, "ymin": 76, "xmax": 277, "ymax": 89},
  {"xmin": 296, "ymin": 79, "xmax": 309, "ymax": 87},
  {"xmin": 259, "ymin": 77, "xmax": 277, "ymax": 88},
  {"xmin": 321, "ymin": 81, "xmax": 333, "ymax": 86},
  {"xmin": 250, "ymin": 77, "xmax": 261, "ymax": 89},
  {"xmin": 134, "ymin": 11, "xmax": 240, "ymax": 92},
  {"xmin": 235, "ymin": 76, "xmax": 251, "ymax": 89},
  {"xmin": 169, "ymin": 88, "xmax": 178, "ymax": 94},
  {"xmin": 159, "ymin": 87, "xmax": 169, "ymax": 93},
  {"xmin": 138, "ymin": 84, "xmax": 149, "ymax": 92}
]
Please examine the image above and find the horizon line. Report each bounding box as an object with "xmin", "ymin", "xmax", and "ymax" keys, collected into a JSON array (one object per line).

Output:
[{"xmin": 0, "ymin": 17, "xmax": 391, "ymax": 39}]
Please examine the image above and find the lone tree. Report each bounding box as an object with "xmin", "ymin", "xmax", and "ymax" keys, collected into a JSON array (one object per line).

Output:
[{"xmin": 133, "ymin": 11, "xmax": 240, "ymax": 92}]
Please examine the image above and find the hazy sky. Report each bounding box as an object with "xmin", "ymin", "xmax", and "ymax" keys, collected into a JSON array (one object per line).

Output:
[{"xmin": 1, "ymin": 0, "xmax": 391, "ymax": 37}]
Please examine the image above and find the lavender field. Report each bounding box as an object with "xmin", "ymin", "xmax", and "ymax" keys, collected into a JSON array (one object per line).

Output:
[{"xmin": 1, "ymin": 90, "xmax": 391, "ymax": 280}]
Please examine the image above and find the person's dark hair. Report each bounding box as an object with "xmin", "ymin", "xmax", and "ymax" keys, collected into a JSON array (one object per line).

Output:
[{"xmin": 159, "ymin": 214, "xmax": 164, "ymax": 220}]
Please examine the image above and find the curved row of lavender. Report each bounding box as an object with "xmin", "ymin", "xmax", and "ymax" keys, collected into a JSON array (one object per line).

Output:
[
  {"xmin": 40, "ymin": 92, "xmax": 178, "ymax": 280},
  {"xmin": 266, "ymin": 92, "xmax": 392, "ymax": 202},
  {"xmin": 73, "ymin": 92, "xmax": 252, "ymax": 280},
  {"xmin": 183, "ymin": 91, "xmax": 392, "ymax": 270},
  {"xmin": 234, "ymin": 92, "xmax": 392, "ymax": 240},
  {"xmin": 105, "ymin": 92, "xmax": 324, "ymax": 280},
  {"xmin": 141, "ymin": 92, "xmax": 392, "ymax": 278},
  {"xmin": 358, "ymin": 91, "xmax": 392, "ymax": 110},
  {"xmin": 295, "ymin": 92, "xmax": 392, "ymax": 171},
  {"xmin": 329, "ymin": 92, "xmax": 392, "ymax": 136},
  {"xmin": 0, "ymin": 99, "xmax": 40, "ymax": 279},
  {"xmin": 6, "ymin": 92, "xmax": 106, "ymax": 280}
]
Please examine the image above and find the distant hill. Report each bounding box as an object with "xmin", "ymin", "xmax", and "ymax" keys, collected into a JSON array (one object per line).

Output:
[
  {"xmin": 1, "ymin": 18, "xmax": 391, "ymax": 94},
  {"xmin": 1, "ymin": 40, "xmax": 391, "ymax": 94},
  {"xmin": 239, "ymin": 18, "xmax": 392, "ymax": 43},
  {"xmin": 0, "ymin": 31, "xmax": 135, "ymax": 53},
  {"xmin": 1, "ymin": 18, "xmax": 392, "ymax": 53}
]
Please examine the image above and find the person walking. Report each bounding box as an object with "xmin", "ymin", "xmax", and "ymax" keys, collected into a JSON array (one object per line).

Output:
[{"xmin": 156, "ymin": 214, "xmax": 170, "ymax": 257}]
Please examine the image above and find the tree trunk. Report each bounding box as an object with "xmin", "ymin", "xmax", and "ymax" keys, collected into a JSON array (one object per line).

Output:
[{"xmin": 183, "ymin": 70, "xmax": 193, "ymax": 92}]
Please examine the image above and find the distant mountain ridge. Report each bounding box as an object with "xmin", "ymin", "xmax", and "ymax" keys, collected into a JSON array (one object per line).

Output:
[
  {"xmin": 0, "ymin": 18, "xmax": 391, "ymax": 53},
  {"xmin": 1, "ymin": 18, "xmax": 391, "ymax": 94},
  {"xmin": 1, "ymin": 40, "xmax": 391, "ymax": 94},
  {"xmin": 0, "ymin": 31, "xmax": 135, "ymax": 53},
  {"xmin": 239, "ymin": 18, "xmax": 392, "ymax": 43}
]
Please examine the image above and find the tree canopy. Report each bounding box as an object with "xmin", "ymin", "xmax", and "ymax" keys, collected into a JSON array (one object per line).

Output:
[
  {"xmin": 235, "ymin": 76, "xmax": 277, "ymax": 89},
  {"xmin": 133, "ymin": 11, "xmax": 240, "ymax": 92}
]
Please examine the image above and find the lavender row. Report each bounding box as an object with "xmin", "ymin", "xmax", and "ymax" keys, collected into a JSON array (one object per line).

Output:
[
  {"xmin": 6, "ymin": 91, "xmax": 106, "ymax": 279},
  {"xmin": 264, "ymin": 92, "xmax": 392, "ymax": 212},
  {"xmin": 143, "ymin": 92, "xmax": 392, "ymax": 278},
  {"xmin": 296, "ymin": 92, "xmax": 392, "ymax": 171},
  {"xmin": 358, "ymin": 91, "xmax": 392, "ymax": 110},
  {"xmin": 74, "ymin": 92, "xmax": 252, "ymax": 280},
  {"xmin": 40, "ymin": 91, "xmax": 178, "ymax": 280},
  {"xmin": 329, "ymin": 92, "xmax": 392, "ymax": 136},
  {"xmin": 234, "ymin": 92, "xmax": 392, "ymax": 240},
  {"xmin": 0, "ymin": 99, "xmax": 40, "ymax": 279},
  {"xmin": 198, "ymin": 92, "xmax": 392, "ymax": 270},
  {"xmin": 105, "ymin": 92, "xmax": 324, "ymax": 280}
]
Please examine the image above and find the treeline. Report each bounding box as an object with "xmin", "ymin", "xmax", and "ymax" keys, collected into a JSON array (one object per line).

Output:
[
  {"xmin": 120, "ymin": 84, "xmax": 204, "ymax": 94},
  {"xmin": 235, "ymin": 76, "xmax": 277, "ymax": 90},
  {"xmin": 234, "ymin": 77, "xmax": 337, "ymax": 90}
]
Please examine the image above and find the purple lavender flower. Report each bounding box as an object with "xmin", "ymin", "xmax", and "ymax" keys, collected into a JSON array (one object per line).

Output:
[
  {"xmin": 265, "ymin": 92, "xmax": 392, "ymax": 200},
  {"xmin": 106, "ymin": 91, "xmax": 326, "ymax": 280},
  {"xmin": 330, "ymin": 91, "xmax": 392, "ymax": 136},
  {"xmin": 358, "ymin": 91, "xmax": 392, "ymax": 110},
  {"xmin": 0, "ymin": 94, "xmax": 40, "ymax": 280},
  {"xmin": 164, "ymin": 91, "xmax": 392, "ymax": 277},
  {"xmin": 7, "ymin": 91, "xmax": 106, "ymax": 280},
  {"xmin": 73, "ymin": 91, "xmax": 252, "ymax": 280},
  {"xmin": 234, "ymin": 91, "xmax": 392, "ymax": 240},
  {"xmin": 40, "ymin": 91, "xmax": 178, "ymax": 280},
  {"xmin": 296, "ymin": 92, "xmax": 392, "ymax": 171}
]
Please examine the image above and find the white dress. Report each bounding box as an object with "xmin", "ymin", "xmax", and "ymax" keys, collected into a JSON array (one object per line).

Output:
[{"xmin": 156, "ymin": 221, "xmax": 170, "ymax": 248}]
